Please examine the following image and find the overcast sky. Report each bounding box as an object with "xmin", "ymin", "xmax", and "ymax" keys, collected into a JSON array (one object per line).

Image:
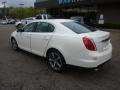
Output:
[{"xmin": 0, "ymin": 0, "xmax": 35, "ymax": 7}]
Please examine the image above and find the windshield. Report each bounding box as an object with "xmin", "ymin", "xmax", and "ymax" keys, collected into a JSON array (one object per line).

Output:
[{"xmin": 62, "ymin": 21, "xmax": 96, "ymax": 34}]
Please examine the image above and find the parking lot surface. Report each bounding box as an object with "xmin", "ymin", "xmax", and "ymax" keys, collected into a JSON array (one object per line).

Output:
[{"xmin": 0, "ymin": 25, "xmax": 120, "ymax": 90}]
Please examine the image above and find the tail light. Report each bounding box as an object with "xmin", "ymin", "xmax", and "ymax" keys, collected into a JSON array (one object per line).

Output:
[{"xmin": 83, "ymin": 36, "xmax": 97, "ymax": 51}]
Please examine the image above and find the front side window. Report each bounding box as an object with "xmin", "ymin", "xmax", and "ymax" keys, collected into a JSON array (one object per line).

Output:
[
  {"xmin": 35, "ymin": 22, "xmax": 54, "ymax": 33},
  {"xmin": 62, "ymin": 21, "xmax": 96, "ymax": 34},
  {"xmin": 23, "ymin": 22, "xmax": 36, "ymax": 32}
]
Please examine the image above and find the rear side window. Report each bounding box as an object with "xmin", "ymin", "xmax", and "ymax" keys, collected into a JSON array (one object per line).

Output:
[
  {"xmin": 35, "ymin": 22, "xmax": 54, "ymax": 32},
  {"xmin": 23, "ymin": 22, "xmax": 36, "ymax": 32},
  {"xmin": 62, "ymin": 22, "xmax": 96, "ymax": 34}
]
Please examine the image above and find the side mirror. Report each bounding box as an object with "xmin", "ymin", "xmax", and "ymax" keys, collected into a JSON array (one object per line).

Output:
[
  {"xmin": 16, "ymin": 24, "xmax": 24, "ymax": 32},
  {"xmin": 17, "ymin": 28, "xmax": 24, "ymax": 32}
]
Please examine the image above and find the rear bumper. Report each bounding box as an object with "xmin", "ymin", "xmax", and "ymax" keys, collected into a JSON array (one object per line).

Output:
[
  {"xmin": 97, "ymin": 59, "xmax": 111, "ymax": 69},
  {"xmin": 66, "ymin": 44, "xmax": 112, "ymax": 68},
  {"xmin": 76, "ymin": 52, "xmax": 112, "ymax": 68}
]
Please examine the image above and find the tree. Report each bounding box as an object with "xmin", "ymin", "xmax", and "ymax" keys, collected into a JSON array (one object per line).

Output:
[{"xmin": 8, "ymin": 7, "xmax": 39, "ymax": 19}]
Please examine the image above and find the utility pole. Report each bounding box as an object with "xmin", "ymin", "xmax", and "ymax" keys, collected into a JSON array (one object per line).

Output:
[
  {"xmin": 2, "ymin": 1, "xmax": 7, "ymax": 21},
  {"xmin": 2, "ymin": 1, "xmax": 7, "ymax": 17},
  {"xmin": 19, "ymin": 3, "xmax": 24, "ymax": 19}
]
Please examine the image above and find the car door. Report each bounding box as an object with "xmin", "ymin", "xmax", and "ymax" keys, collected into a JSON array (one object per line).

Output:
[
  {"xmin": 31, "ymin": 22, "xmax": 55, "ymax": 56},
  {"xmin": 16, "ymin": 22, "xmax": 36, "ymax": 52}
]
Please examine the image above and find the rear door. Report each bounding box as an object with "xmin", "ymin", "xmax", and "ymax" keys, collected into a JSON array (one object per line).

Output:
[{"xmin": 31, "ymin": 22, "xmax": 54, "ymax": 56}]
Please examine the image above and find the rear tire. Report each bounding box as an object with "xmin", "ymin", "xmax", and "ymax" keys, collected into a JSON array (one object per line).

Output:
[{"xmin": 47, "ymin": 49, "xmax": 66, "ymax": 72}]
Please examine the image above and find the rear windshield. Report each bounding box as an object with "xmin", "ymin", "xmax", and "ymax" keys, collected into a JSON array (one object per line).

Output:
[{"xmin": 62, "ymin": 21, "xmax": 96, "ymax": 34}]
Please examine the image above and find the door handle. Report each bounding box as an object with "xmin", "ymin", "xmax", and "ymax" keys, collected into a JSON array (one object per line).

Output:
[
  {"xmin": 43, "ymin": 36, "xmax": 49, "ymax": 40},
  {"xmin": 43, "ymin": 38, "xmax": 49, "ymax": 40},
  {"xmin": 24, "ymin": 35, "xmax": 30, "ymax": 38}
]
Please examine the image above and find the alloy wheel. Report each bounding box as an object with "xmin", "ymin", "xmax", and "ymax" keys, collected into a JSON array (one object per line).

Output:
[
  {"xmin": 11, "ymin": 39, "xmax": 18, "ymax": 50},
  {"xmin": 48, "ymin": 52, "xmax": 63, "ymax": 71}
]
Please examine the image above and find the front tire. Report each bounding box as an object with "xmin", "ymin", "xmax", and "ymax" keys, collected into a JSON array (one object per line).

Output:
[
  {"xmin": 11, "ymin": 38, "xmax": 19, "ymax": 50},
  {"xmin": 47, "ymin": 49, "xmax": 66, "ymax": 72}
]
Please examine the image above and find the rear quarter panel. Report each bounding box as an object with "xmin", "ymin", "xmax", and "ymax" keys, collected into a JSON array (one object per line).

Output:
[{"xmin": 45, "ymin": 34, "xmax": 88, "ymax": 65}]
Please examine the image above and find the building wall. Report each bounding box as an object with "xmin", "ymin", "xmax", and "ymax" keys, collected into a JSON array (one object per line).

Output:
[
  {"xmin": 98, "ymin": 4, "xmax": 120, "ymax": 24},
  {"xmin": 35, "ymin": 0, "xmax": 120, "ymax": 25}
]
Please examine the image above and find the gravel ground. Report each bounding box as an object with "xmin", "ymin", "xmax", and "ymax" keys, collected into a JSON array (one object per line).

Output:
[{"xmin": 0, "ymin": 25, "xmax": 120, "ymax": 90}]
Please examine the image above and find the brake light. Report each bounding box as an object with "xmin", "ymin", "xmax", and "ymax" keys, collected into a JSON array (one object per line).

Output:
[{"xmin": 83, "ymin": 36, "xmax": 97, "ymax": 51}]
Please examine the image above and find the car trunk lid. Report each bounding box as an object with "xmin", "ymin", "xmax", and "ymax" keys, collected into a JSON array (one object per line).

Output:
[{"xmin": 80, "ymin": 30, "xmax": 110, "ymax": 52}]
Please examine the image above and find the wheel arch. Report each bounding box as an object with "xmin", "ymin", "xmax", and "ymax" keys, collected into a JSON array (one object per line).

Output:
[
  {"xmin": 11, "ymin": 36, "xmax": 15, "ymax": 40},
  {"xmin": 46, "ymin": 48, "xmax": 61, "ymax": 56},
  {"xmin": 10, "ymin": 36, "xmax": 18, "ymax": 47},
  {"xmin": 45, "ymin": 47, "xmax": 66, "ymax": 61},
  {"xmin": 10, "ymin": 36, "xmax": 17, "ymax": 42}
]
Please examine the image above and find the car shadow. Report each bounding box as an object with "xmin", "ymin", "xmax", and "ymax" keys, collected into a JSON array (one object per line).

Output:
[{"xmin": 11, "ymin": 48, "xmax": 112, "ymax": 77}]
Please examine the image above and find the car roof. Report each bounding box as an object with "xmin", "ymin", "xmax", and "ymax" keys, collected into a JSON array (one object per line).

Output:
[{"xmin": 31, "ymin": 19, "xmax": 74, "ymax": 23}]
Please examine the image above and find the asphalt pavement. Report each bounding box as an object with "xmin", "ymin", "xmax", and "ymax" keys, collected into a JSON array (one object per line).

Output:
[{"xmin": 0, "ymin": 25, "xmax": 120, "ymax": 90}]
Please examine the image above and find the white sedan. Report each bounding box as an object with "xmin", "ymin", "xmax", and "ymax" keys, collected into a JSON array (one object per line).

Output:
[{"xmin": 10, "ymin": 19, "xmax": 112, "ymax": 72}]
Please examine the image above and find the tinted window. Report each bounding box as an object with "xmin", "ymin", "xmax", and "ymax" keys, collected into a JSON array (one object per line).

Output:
[
  {"xmin": 36, "ymin": 15, "xmax": 42, "ymax": 19},
  {"xmin": 62, "ymin": 22, "xmax": 96, "ymax": 34},
  {"xmin": 47, "ymin": 15, "xmax": 54, "ymax": 19},
  {"xmin": 70, "ymin": 17, "xmax": 84, "ymax": 24},
  {"xmin": 43, "ymin": 15, "xmax": 46, "ymax": 19},
  {"xmin": 23, "ymin": 22, "xmax": 36, "ymax": 32},
  {"xmin": 35, "ymin": 22, "xmax": 54, "ymax": 32}
]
